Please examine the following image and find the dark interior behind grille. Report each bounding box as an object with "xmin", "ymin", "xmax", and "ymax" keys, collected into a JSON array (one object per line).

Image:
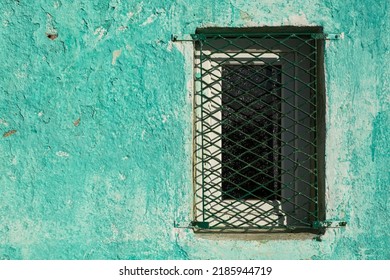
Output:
[{"xmin": 221, "ymin": 65, "xmax": 282, "ymax": 200}]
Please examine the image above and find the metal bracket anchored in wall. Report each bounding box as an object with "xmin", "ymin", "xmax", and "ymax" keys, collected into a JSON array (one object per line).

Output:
[
  {"xmin": 313, "ymin": 220, "xmax": 347, "ymax": 229},
  {"xmin": 313, "ymin": 220, "xmax": 347, "ymax": 241},
  {"xmin": 171, "ymin": 34, "xmax": 193, "ymax": 42},
  {"xmin": 326, "ymin": 33, "xmax": 344, "ymax": 40},
  {"xmin": 311, "ymin": 33, "xmax": 344, "ymax": 40}
]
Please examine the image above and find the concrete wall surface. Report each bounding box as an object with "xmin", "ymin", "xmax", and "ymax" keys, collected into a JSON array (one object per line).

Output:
[{"xmin": 0, "ymin": 0, "xmax": 389, "ymax": 259}]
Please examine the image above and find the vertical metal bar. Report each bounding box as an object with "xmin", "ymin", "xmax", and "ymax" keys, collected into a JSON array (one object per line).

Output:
[
  {"xmin": 317, "ymin": 35, "xmax": 326, "ymax": 224},
  {"xmin": 293, "ymin": 51, "xmax": 299, "ymax": 214},
  {"xmin": 199, "ymin": 40, "xmax": 205, "ymax": 223},
  {"xmin": 314, "ymin": 37, "xmax": 319, "ymax": 223}
]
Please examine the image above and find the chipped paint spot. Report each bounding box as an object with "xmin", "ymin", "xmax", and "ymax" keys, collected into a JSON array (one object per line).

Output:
[
  {"xmin": 119, "ymin": 173, "xmax": 126, "ymax": 181},
  {"xmin": 283, "ymin": 13, "xmax": 310, "ymax": 26},
  {"xmin": 73, "ymin": 118, "xmax": 81, "ymax": 126},
  {"xmin": 46, "ymin": 13, "xmax": 57, "ymax": 35},
  {"xmin": 3, "ymin": 130, "xmax": 17, "ymax": 138},
  {"xmin": 0, "ymin": 119, "xmax": 9, "ymax": 127},
  {"xmin": 94, "ymin": 27, "xmax": 107, "ymax": 40},
  {"xmin": 127, "ymin": 2, "xmax": 143, "ymax": 19},
  {"xmin": 127, "ymin": 11, "xmax": 134, "ymax": 19},
  {"xmin": 162, "ymin": 115, "xmax": 168, "ymax": 123},
  {"xmin": 112, "ymin": 49, "xmax": 122, "ymax": 65},
  {"xmin": 117, "ymin": 26, "xmax": 128, "ymax": 31},
  {"xmin": 46, "ymin": 33, "xmax": 58, "ymax": 40},
  {"xmin": 140, "ymin": 14, "xmax": 157, "ymax": 26},
  {"xmin": 240, "ymin": 10, "xmax": 252, "ymax": 21},
  {"xmin": 14, "ymin": 70, "xmax": 27, "ymax": 79},
  {"xmin": 56, "ymin": 151, "xmax": 70, "ymax": 157},
  {"xmin": 54, "ymin": 1, "xmax": 62, "ymax": 9}
]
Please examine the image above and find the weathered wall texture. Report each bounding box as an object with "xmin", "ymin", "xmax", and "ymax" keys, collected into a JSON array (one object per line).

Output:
[{"xmin": 0, "ymin": 0, "xmax": 389, "ymax": 259}]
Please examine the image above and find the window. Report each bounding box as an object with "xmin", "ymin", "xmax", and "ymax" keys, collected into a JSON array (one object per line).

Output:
[{"xmin": 192, "ymin": 28, "xmax": 325, "ymax": 232}]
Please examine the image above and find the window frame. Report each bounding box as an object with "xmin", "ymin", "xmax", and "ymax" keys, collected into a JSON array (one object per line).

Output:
[{"xmin": 192, "ymin": 28, "xmax": 326, "ymax": 233}]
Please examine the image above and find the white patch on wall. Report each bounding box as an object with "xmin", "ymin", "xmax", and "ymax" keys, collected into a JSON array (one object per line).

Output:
[
  {"xmin": 162, "ymin": 114, "xmax": 168, "ymax": 123},
  {"xmin": 127, "ymin": 11, "xmax": 134, "ymax": 19},
  {"xmin": 53, "ymin": 1, "xmax": 61, "ymax": 9},
  {"xmin": 283, "ymin": 13, "xmax": 310, "ymax": 26},
  {"xmin": 14, "ymin": 70, "xmax": 27, "ymax": 79},
  {"xmin": 0, "ymin": 119, "xmax": 9, "ymax": 126},
  {"xmin": 56, "ymin": 151, "xmax": 70, "ymax": 158},
  {"xmin": 112, "ymin": 49, "xmax": 122, "ymax": 65},
  {"xmin": 119, "ymin": 173, "xmax": 126, "ymax": 181},
  {"xmin": 8, "ymin": 219, "xmax": 43, "ymax": 245},
  {"xmin": 14, "ymin": 63, "xmax": 29, "ymax": 79},
  {"xmin": 117, "ymin": 26, "xmax": 128, "ymax": 31},
  {"xmin": 127, "ymin": 2, "xmax": 143, "ymax": 19},
  {"xmin": 38, "ymin": 111, "xmax": 44, "ymax": 117},
  {"xmin": 173, "ymin": 41, "xmax": 194, "ymax": 102},
  {"xmin": 94, "ymin": 27, "xmax": 107, "ymax": 40},
  {"xmin": 140, "ymin": 14, "xmax": 157, "ymax": 26},
  {"xmin": 46, "ymin": 13, "xmax": 57, "ymax": 34}
]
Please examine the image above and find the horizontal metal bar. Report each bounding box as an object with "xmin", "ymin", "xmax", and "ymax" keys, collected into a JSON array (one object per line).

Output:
[
  {"xmin": 313, "ymin": 220, "xmax": 347, "ymax": 229},
  {"xmin": 171, "ymin": 34, "xmax": 193, "ymax": 41},
  {"xmin": 325, "ymin": 33, "xmax": 344, "ymax": 40},
  {"xmin": 172, "ymin": 32, "xmax": 344, "ymax": 41}
]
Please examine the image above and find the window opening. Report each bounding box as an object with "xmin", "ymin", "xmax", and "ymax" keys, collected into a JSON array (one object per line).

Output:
[{"xmin": 193, "ymin": 28, "xmax": 325, "ymax": 232}]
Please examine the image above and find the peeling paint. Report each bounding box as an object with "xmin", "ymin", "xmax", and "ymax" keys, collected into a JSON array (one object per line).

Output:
[
  {"xmin": 55, "ymin": 151, "xmax": 70, "ymax": 158},
  {"xmin": 73, "ymin": 118, "xmax": 81, "ymax": 127},
  {"xmin": 111, "ymin": 49, "xmax": 122, "ymax": 65},
  {"xmin": 45, "ymin": 13, "xmax": 57, "ymax": 36},
  {"xmin": 3, "ymin": 130, "xmax": 17, "ymax": 138},
  {"xmin": 94, "ymin": 27, "xmax": 107, "ymax": 40},
  {"xmin": 162, "ymin": 114, "xmax": 168, "ymax": 123},
  {"xmin": 118, "ymin": 173, "xmax": 126, "ymax": 181},
  {"xmin": 140, "ymin": 14, "xmax": 157, "ymax": 26},
  {"xmin": 0, "ymin": 119, "xmax": 9, "ymax": 127},
  {"xmin": 283, "ymin": 13, "xmax": 310, "ymax": 26}
]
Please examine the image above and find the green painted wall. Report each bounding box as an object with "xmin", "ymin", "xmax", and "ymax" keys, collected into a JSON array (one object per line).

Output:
[{"xmin": 0, "ymin": 0, "xmax": 388, "ymax": 259}]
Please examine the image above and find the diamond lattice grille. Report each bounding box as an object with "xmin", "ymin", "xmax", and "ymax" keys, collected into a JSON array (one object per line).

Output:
[{"xmin": 193, "ymin": 32, "xmax": 324, "ymax": 231}]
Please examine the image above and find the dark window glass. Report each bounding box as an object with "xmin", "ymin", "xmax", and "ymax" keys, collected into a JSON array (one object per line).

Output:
[{"xmin": 221, "ymin": 65, "xmax": 282, "ymax": 200}]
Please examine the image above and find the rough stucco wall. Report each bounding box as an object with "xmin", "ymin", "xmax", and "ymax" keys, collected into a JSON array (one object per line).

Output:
[{"xmin": 0, "ymin": 0, "xmax": 388, "ymax": 259}]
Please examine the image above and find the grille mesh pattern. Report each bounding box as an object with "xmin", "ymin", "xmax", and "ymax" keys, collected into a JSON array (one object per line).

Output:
[{"xmin": 193, "ymin": 32, "xmax": 324, "ymax": 231}]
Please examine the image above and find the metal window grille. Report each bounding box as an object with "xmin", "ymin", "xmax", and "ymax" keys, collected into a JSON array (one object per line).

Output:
[{"xmin": 193, "ymin": 29, "xmax": 325, "ymax": 232}]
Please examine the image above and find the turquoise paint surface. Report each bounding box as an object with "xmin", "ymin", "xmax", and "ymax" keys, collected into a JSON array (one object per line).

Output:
[{"xmin": 0, "ymin": 0, "xmax": 389, "ymax": 259}]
